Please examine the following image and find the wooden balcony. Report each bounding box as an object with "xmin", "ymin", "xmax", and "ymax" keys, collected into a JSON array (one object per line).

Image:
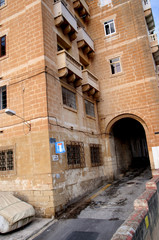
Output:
[
  {"xmin": 142, "ymin": 0, "xmax": 155, "ymax": 31},
  {"xmin": 82, "ymin": 69, "xmax": 100, "ymax": 99},
  {"xmin": 57, "ymin": 50, "xmax": 82, "ymax": 87},
  {"xmin": 149, "ymin": 34, "xmax": 159, "ymax": 53},
  {"xmin": 73, "ymin": 0, "xmax": 90, "ymax": 21},
  {"xmin": 53, "ymin": 1, "xmax": 78, "ymax": 41}
]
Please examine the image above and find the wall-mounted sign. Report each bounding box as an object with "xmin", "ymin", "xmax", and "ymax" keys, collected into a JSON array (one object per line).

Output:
[
  {"xmin": 55, "ymin": 141, "xmax": 66, "ymax": 154},
  {"xmin": 52, "ymin": 155, "xmax": 59, "ymax": 161}
]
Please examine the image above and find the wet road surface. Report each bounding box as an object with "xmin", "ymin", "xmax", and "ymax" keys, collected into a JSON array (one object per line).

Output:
[{"xmin": 32, "ymin": 167, "xmax": 152, "ymax": 240}]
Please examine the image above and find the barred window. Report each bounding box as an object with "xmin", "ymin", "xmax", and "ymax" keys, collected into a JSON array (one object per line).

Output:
[
  {"xmin": 85, "ymin": 100, "xmax": 95, "ymax": 117},
  {"xmin": 62, "ymin": 87, "xmax": 76, "ymax": 110},
  {"xmin": 0, "ymin": 0, "xmax": 5, "ymax": 7},
  {"xmin": 0, "ymin": 86, "xmax": 7, "ymax": 110},
  {"xmin": 0, "ymin": 35, "xmax": 6, "ymax": 57},
  {"xmin": 66, "ymin": 141, "xmax": 85, "ymax": 168},
  {"xmin": 0, "ymin": 149, "xmax": 14, "ymax": 171},
  {"xmin": 90, "ymin": 144, "xmax": 102, "ymax": 166}
]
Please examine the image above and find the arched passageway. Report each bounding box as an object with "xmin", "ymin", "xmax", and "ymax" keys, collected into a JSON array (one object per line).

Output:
[{"xmin": 110, "ymin": 118, "xmax": 150, "ymax": 174}]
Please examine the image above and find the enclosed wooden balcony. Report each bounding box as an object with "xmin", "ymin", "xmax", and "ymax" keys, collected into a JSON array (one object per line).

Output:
[
  {"xmin": 149, "ymin": 34, "xmax": 159, "ymax": 53},
  {"xmin": 53, "ymin": 0, "xmax": 78, "ymax": 41},
  {"xmin": 82, "ymin": 69, "xmax": 100, "ymax": 99},
  {"xmin": 73, "ymin": 0, "xmax": 90, "ymax": 21},
  {"xmin": 57, "ymin": 50, "xmax": 82, "ymax": 87},
  {"xmin": 142, "ymin": 0, "xmax": 155, "ymax": 31}
]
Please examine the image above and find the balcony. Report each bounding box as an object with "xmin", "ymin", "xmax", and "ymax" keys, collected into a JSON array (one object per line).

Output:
[
  {"xmin": 154, "ymin": 50, "xmax": 159, "ymax": 65},
  {"xmin": 149, "ymin": 34, "xmax": 159, "ymax": 53},
  {"xmin": 82, "ymin": 69, "xmax": 100, "ymax": 99},
  {"xmin": 77, "ymin": 28, "xmax": 94, "ymax": 53},
  {"xmin": 57, "ymin": 50, "xmax": 82, "ymax": 86},
  {"xmin": 142, "ymin": 0, "xmax": 155, "ymax": 31},
  {"xmin": 73, "ymin": 0, "xmax": 90, "ymax": 21},
  {"xmin": 53, "ymin": 0, "xmax": 78, "ymax": 41}
]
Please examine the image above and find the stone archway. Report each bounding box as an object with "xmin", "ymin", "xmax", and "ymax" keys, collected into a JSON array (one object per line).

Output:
[{"xmin": 107, "ymin": 116, "xmax": 151, "ymax": 175}]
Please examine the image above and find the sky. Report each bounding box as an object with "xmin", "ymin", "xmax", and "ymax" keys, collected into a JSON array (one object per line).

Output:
[{"xmin": 151, "ymin": 0, "xmax": 159, "ymax": 36}]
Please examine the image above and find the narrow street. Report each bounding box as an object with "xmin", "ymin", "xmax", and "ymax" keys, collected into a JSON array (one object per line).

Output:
[{"xmin": 31, "ymin": 167, "xmax": 152, "ymax": 240}]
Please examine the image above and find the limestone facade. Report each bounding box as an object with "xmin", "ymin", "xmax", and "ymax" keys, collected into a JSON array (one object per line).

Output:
[{"xmin": 0, "ymin": 0, "xmax": 159, "ymax": 217}]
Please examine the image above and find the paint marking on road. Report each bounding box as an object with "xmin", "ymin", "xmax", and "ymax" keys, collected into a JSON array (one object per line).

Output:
[{"xmin": 89, "ymin": 184, "xmax": 111, "ymax": 200}]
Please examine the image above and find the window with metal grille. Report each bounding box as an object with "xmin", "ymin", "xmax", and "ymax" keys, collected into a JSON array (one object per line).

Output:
[
  {"xmin": 62, "ymin": 87, "xmax": 76, "ymax": 110},
  {"xmin": 0, "ymin": 149, "xmax": 14, "ymax": 171},
  {"xmin": 110, "ymin": 57, "xmax": 121, "ymax": 75},
  {"xmin": 66, "ymin": 141, "xmax": 85, "ymax": 168},
  {"xmin": 0, "ymin": 0, "xmax": 5, "ymax": 7},
  {"xmin": 0, "ymin": 35, "xmax": 6, "ymax": 57},
  {"xmin": 0, "ymin": 86, "xmax": 7, "ymax": 110},
  {"xmin": 104, "ymin": 20, "xmax": 115, "ymax": 36},
  {"xmin": 90, "ymin": 144, "xmax": 102, "ymax": 166},
  {"xmin": 85, "ymin": 100, "xmax": 95, "ymax": 117}
]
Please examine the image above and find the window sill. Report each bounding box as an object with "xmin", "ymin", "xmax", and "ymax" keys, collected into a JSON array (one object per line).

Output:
[
  {"xmin": 86, "ymin": 114, "xmax": 96, "ymax": 120},
  {"xmin": 67, "ymin": 164, "xmax": 85, "ymax": 169},
  {"xmin": 91, "ymin": 163, "xmax": 102, "ymax": 167},
  {"xmin": 110, "ymin": 72, "xmax": 125, "ymax": 78},
  {"xmin": 0, "ymin": 170, "xmax": 16, "ymax": 176},
  {"xmin": 0, "ymin": 54, "xmax": 8, "ymax": 61},
  {"xmin": 0, "ymin": 3, "xmax": 7, "ymax": 10},
  {"xmin": 63, "ymin": 105, "xmax": 77, "ymax": 113},
  {"xmin": 104, "ymin": 32, "xmax": 119, "ymax": 40}
]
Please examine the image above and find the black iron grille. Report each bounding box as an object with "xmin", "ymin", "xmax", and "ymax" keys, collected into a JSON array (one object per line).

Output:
[
  {"xmin": 0, "ymin": 149, "xmax": 14, "ymax": 171},
  {"xmin": 90, "ymin": 144, "xmax": 102, "ymax": 166},
  {"xmin": 66, "ymin": 141, "xmax": 85, "ymax": 168}
]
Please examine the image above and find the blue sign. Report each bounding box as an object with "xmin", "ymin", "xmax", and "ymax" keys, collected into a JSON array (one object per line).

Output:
[{"xmin": 55, "ymin": 141, "xmax": 66, "ymax": 154}]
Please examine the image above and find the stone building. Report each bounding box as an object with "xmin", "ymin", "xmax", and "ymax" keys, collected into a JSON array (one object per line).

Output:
[{"xmin": 0, "ymin": 0, "xmax": 159, "ymax": 217}]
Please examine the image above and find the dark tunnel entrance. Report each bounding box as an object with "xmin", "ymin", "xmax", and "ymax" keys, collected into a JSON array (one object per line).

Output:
[{"xmin": 111, "ymin": 118, "xmax": 150, "ymax": 174}]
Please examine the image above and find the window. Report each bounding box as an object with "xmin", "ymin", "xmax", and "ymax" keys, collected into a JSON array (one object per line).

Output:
[
  {"xmin": 0, "ymin": 149, "xmax": 14, "ymax": 171},
  {"xmin": 0, "ymin": 35, "xmax": 6, "ymax": 57},
  {"xmin": 90, "ymin": 144, "xmax": 102, "ymax": 167},
  {"xmin": 62, "ymin": 87, "xmax": 76, "ymax": 109},
  {"xmin": 66, "ymin": 141, "xmax": 85, "ymax": 168},
  {"xmin": 110, "ymin": 57, "xmax": 121, "ymax": 74},
  {"xmin": 0, "ymin": 0, "xmax": 5, "ymax": 7},
  {"xmin": 85, "ymin": 100, "xmax": 95, "ymax": 117},
  {"xmin": 104, "ymin": 20, "xmax": 115, "ymax": 36},
  {"xmin": 100, "ymin": 0, "xmax": 111, "ymax": 7},
  {"xmin": 0, "ymin": 86, "xmax": 7, "ymax": 110}
]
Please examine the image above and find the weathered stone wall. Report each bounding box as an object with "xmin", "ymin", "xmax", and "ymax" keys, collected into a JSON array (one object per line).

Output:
[
  {"xmin": 111, "ymin": 172, "xmax": 159, "ymax": 240},
  {"xmin": 86, "ymin": 0, "xmax": 159, "ymax": 175}
]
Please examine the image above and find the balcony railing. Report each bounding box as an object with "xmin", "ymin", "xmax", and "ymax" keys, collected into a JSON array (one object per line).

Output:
[
  {"xmin": 53, "ymin": 1, "xmax": 78, "ymax": 40},
  {"xmin": 77, "ymin": 28, "xmax": 94, "ymax": 52},
  {"xmin": 82, "ymin": 69, "xmax": 100, "ymax": 98},
  {"xmin": 57, "ymin": 50, "xmax": 82, "ymax": 85}
]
